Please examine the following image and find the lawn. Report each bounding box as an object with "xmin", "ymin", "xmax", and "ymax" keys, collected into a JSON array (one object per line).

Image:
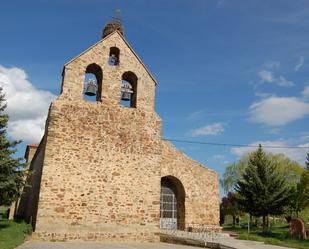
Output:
[
  {"xmin": 0, "ymin": 207, "xmax": 32, "ymax": 249},
  {"xmin": 223, "ymin": 224, "xmax": 309, "ymax": 249}
]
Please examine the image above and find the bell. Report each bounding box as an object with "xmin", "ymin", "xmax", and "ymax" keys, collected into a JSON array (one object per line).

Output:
[
  {"xmin": 85, "ymin": 82, "xmax": 97, "ymax": 96},
  {"xmin": 121, "ymin": 91, "xmax": 131, "ymax": 101},
  {"xmin": 109, "ymin": 54, "xmax": 118, "ymax": 66}
]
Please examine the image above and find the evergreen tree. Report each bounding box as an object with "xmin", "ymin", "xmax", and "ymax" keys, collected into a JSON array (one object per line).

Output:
[
  {"xmin": 0, "ymin": 87, "xmax": 27, "ymax": 206},
  {"xmin": 235, "ymin": 145, "xmax": 291, "ymax": 233}
]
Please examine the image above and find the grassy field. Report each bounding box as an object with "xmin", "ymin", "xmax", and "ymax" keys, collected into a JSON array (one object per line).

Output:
[
  {"xmin": 223, "ymin": 224, "xmax": 309, "ymax": 249},
  {"xmin": 0, "ymin": 207, "xmax": 32, "ymax": 249}
]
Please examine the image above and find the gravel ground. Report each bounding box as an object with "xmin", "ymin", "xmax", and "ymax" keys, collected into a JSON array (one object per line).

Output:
[
  {"xmin": 16, "ymin": 242, "xmax": 200, "ymax": 249},
  {"xmin": 16, "ymin": 239, "xmax": 292, "ymax": 249}
]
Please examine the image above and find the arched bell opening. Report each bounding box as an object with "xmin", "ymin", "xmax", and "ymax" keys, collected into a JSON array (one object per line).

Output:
[
  {"xmin": 120, "ymin": 71, "xmax": 137, "ymax": 108},
  {"xmin": 160, "ymin": 176, "xmax": 185, "ymax": 230},
  {"xmin": 84, "ymin": 63, "xmax": 103, "ymax": 102},
  {"xmin": 108, "ymin": 47, "xmax": 120, "ymax": 66}
]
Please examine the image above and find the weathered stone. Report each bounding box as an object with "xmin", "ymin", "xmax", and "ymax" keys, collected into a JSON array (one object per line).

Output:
[{"xmin": 55, "ymin": 207, "xmax": 65, "ymax": 213}]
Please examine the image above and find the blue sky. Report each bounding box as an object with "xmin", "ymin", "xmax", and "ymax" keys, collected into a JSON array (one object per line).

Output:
[{"xmin": 1, "ymin": 0, "xmax": 309, "ymax": 196}]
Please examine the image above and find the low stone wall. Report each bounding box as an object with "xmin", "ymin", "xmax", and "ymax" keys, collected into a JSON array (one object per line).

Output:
[{"xmin": 32, "ymin": 231, "xmax": 160, "ymax": 242}]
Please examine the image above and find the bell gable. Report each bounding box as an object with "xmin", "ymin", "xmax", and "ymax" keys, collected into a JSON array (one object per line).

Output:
[{"xmin": 59, "ymin": 31, "xmax": 157, "ymax": 112}]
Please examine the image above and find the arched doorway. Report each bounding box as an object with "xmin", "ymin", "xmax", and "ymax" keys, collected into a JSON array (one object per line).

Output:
[{"xmin": 160, "ymin": 176, "xmax": 185, "ymax": 230}]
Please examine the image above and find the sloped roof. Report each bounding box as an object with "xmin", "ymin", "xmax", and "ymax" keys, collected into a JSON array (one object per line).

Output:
[
  {"xmin": 64, "ymin": 31, "xmax": 157, "ymax": 85},
  {"xmin": 27, "ymin": 144, "xmax": 39, "ymax": 148},
  {"xmin": 24, "ymin": 144, "xmax": 39, "ymax": 161}
]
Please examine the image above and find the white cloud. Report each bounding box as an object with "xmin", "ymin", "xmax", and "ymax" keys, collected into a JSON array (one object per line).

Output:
[
  {"xmin": 212, "ymin": 154, "xmax": 230, "ymax": 165},
  {"xmin": 259, "ymin": 70, "xmax": 274, "ymax": 83},
  {"xmin": 259, "ymin": 70, "xmax": 294, "ymax": 87},
  {"xmin": 0, "ymin": 65, "xmax": 56, "ymax": 143},
  {"xmin": 294, "ymin": 56, "xmax": 305, "ymax": 72},
  {"xmin": 249, "ymin": 96, "xmax": 309, "ymax": 126},
  {"xmin": 187, "ymin": 110, "xmax": 204, "ymax": 121},
  {"xmin": 9, "ymin": 117, "xmax": 47, "ymax": 143},
  {"xmin": 231, "ymin": 140, "xmax": 309, "ymax": 165},
  {"xmin": 302, "ymin": 86, "xmax": 309, "ymax": 100},
  {"xmin": 254, "ymin": 91, "xmax": 272, "ymax": 98},
  {"xmin": 191, "ymin": 123, "xmax": 225, "ymax": 137},
  {"xmin": 276, "ymin": 76, "xmax": 294, "ymax": 87},
  {"xmin": 263, "ymin": 61, "xmax": 280, "ymax": 70},
  {"xmin": 300, "ymin": 134, "xmax": 309, "ymax": 141},
  {"xmin": 217, "ymin": 0, "xmax": 226, "ymax": 5}
]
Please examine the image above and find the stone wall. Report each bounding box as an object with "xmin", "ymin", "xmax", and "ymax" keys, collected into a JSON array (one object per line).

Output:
[
  {"xmin": 9, "ymin": 144, "xmax": 39, "ymax": 220},
  {"xmin": 17, "ymin": 135, "xmax": 47, "ymax": 226},
  {"xmin": 30, "ymin": 31, "xmax": 162, "ymax": 241},
  {"xmin": 161, "ymin": 141, "xmax": 220, "ymax": 226},
  {"xmin": 32, "ymin": 99, "xmax": 162, "ymax": 241},
  {"xmin": 20, "ymin": 30, "xmax": 220, "ymax": 242}
]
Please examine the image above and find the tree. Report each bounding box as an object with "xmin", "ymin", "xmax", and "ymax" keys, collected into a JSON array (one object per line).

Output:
[
  {"xmin": 220, "ymin": 155, "xmax": 249, "ymax": 193},
  {"xmin": 289, "ymin": 170, "xmax": 309, "ymax": 217},
  {"xmin": 0, "ymin": 87, "xmax": 27, "ymax": 206},
  {"xmin": 235, "ymin": 145, "xmax": 292, "ymax": 233},
  {"xmin": 221, "ymin": 152, "xmax": 304, "ymax": 193},
  {"xmin": 221, "ymin": 192, "xmax": 241, "ymax": 226},
  {"xmin": 219, "ymin": 203, "xmax": 225, "ymax": 225},
  {"xmin": 288, "ymin": 151, "xmax": 309, "ymax": 216}
]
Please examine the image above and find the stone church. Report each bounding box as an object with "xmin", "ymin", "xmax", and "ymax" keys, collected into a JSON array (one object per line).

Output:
[{"xmin": 17, "ymin": 17, "xmax": 220, "ymax": 241}]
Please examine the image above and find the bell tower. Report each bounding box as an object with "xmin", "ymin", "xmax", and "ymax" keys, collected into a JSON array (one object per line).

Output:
[{"xmin": 22, "ymin": 18, "xmax": 163, "ymax": 241}]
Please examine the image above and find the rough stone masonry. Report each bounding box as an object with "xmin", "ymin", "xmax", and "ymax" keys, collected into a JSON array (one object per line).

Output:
[{"xmin": 17, "ymin": 18, "xmax": 220, "ymax": 242}]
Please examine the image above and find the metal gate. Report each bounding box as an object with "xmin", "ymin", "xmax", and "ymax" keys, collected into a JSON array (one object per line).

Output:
[{"xmin": 160, "ymin": 179, "xmax": 177, "ymax": 229}]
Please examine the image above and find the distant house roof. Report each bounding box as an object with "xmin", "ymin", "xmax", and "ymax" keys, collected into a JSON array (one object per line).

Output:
[
  {"xmin": 24, "ymin": 144, "xmax": 39, "ymax": 161},
  {"xmin": 27, "ymin": 144, "xmax": 39, "ymax": 148}
]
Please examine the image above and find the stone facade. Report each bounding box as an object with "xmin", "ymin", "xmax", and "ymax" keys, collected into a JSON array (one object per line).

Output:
[
  {"xmin": 18, "ymin": 28, "xmax": 220, "ymax": 242},
  {"xmin": 9, "ymin": 144, "xmax": 39, "ymax": 220},
  {"xmin": 161, "ymin": 142, "xmax": 220, "ymax": 226}
]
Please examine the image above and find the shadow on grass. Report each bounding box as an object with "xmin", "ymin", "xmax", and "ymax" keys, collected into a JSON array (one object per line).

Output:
[
  {"xmin": 259, "ymin": 230, "xmax": 287, "ymax": 236},
  {"xmin": 13, "ymin": 218, "xmax": 28, "ymax": 224},
  {"xmin": 0, "ymin": 223, "xmax": 10, "ymax": 230}
]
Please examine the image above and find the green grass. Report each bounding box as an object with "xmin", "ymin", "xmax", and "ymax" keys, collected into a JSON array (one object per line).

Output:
[
  {"xmin": 0, "ymin": 208, "xmax": 32, "ymax": 249},
  {"xmin": 223, "ymin": 224, "xmax": 309, "ymax": 249}
]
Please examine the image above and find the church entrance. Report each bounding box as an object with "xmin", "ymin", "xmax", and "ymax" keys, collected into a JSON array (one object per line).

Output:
[{"xmin": 160, "ymin": 176, "xmax": 185, "ymax": 230}]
